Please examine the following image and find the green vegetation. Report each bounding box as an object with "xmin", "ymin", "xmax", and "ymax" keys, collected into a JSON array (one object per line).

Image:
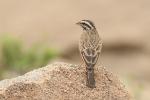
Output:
[{"xmin": 0, "ymin": 35, "xmax": 58, "ymax": 78}]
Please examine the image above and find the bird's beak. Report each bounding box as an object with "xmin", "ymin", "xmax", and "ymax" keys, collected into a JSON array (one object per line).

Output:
[{"xmin": 76, "ymin": 22, "xmax": 80, "ymax": 25}]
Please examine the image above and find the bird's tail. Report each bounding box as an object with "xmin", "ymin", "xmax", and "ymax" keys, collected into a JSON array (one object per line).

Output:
[{"xmin": 86, "ymin": 67, "xmax": 95, "ymax": 88}]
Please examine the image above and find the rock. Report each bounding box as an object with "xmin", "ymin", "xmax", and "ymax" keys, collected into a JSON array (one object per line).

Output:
[{"xmin": 0, "ymin": 62, "xmax": 132, "ymax": 100}]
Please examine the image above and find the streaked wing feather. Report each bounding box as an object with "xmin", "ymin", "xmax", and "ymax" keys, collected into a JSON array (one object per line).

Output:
[
  {"xmin": 79, "ymin": 31, "xmax": 102, "ymax": 69},
  {"xmin": 81, "ymin": 47, "xmax": 100, "ymax": 69}
]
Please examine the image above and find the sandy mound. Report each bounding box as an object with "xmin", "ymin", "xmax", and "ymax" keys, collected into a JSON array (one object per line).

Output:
[{"xmin": 0, "ymin": 62, "xmax": 131, "ymax": 100}]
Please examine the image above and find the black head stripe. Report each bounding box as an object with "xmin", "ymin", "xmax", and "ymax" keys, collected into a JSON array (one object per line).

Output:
[
  {"xmin": 82, "ymin": 22, "xmax": 92, "ymax": 29},
  {"xmin": 81, "ymin": 20, "xmax": 95, "ymax": 29}
]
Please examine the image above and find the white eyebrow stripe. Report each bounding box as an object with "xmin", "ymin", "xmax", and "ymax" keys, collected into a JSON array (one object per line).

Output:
[{"xmin": 80, "ymin": 20, "xmax": 93, "ymax": 29}]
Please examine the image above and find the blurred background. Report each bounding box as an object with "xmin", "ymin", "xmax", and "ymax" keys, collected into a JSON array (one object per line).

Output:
[{"xmin": 0, "ymin": 0, "xmax": 150, "ymax": 99}]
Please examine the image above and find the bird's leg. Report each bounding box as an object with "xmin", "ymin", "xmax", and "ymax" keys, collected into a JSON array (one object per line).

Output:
[{"xmin": 78, "ymin": 61, "xmax": 84, "ymax": 67}]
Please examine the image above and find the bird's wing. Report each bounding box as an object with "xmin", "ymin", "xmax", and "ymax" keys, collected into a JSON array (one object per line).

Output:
[{"xmin": 81, "ymin": 43, "xmax": 102, "ymax": 69}]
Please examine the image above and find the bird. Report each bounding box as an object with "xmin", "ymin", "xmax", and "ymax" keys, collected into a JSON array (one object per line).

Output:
[{"xmin": 76, "ymin": 20, "xmax": 103, "ymax": 88}]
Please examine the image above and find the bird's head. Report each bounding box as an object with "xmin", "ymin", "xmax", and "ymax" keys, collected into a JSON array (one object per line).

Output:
[{"xmin": 76, "ymin": 20, "xmax": 96, "ymax": 31}]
